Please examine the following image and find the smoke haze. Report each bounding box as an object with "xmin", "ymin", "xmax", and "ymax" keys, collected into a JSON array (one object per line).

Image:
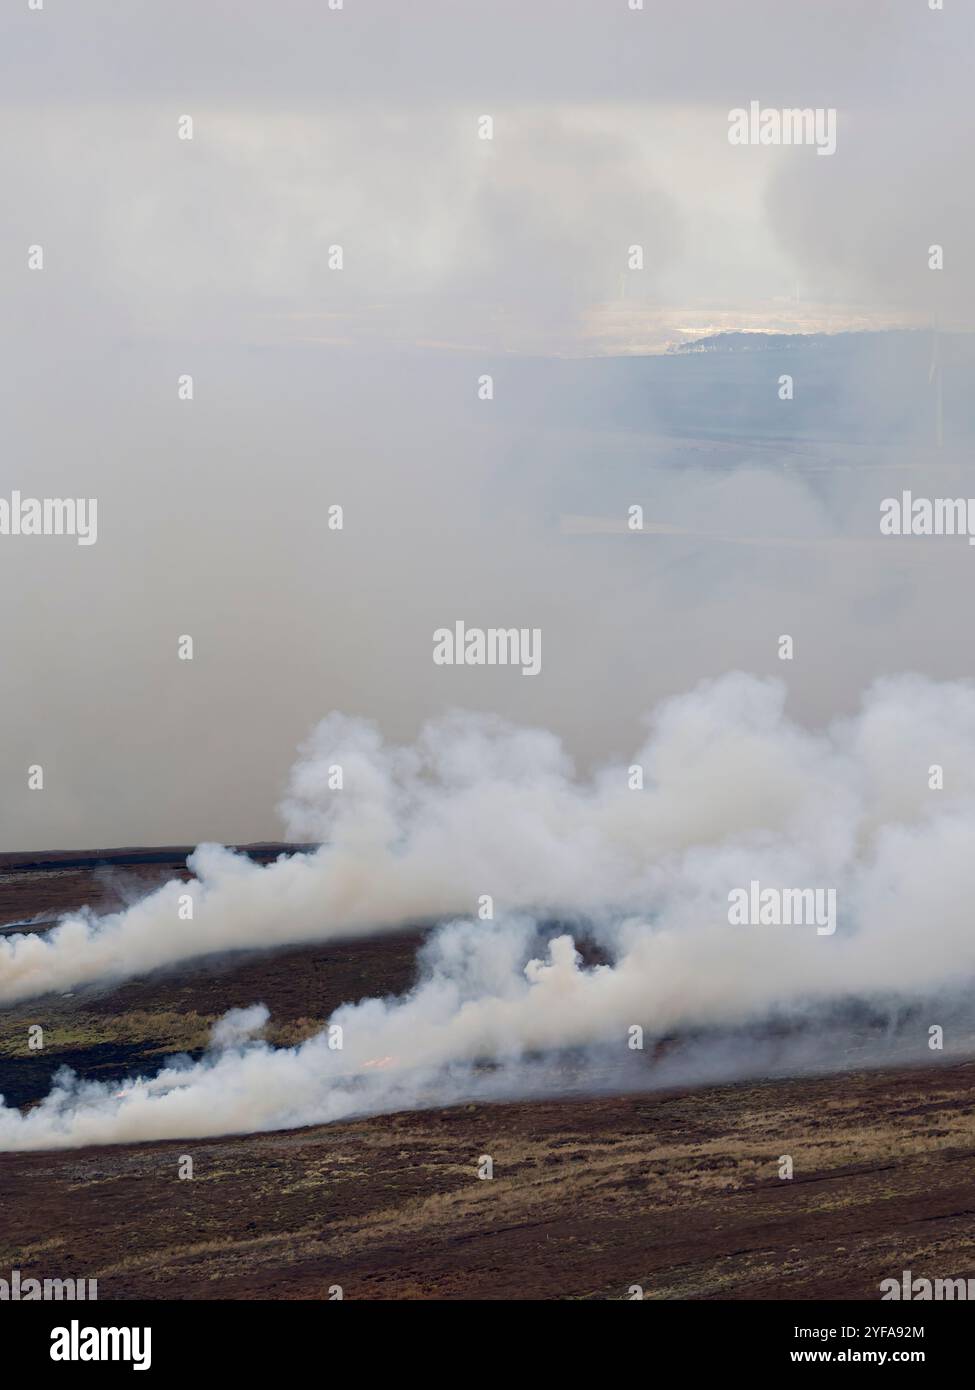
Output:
[
  {"xmin": 2, "ymin": 0, "xmax": 974, "ymax": 849},
  {"xmin": 5, "ymin": 670, "xmax": 975, "ymax": 1148},
  {"xmin": 2, "ymin": 2, "xmax": 975, "ymax": 1155}
]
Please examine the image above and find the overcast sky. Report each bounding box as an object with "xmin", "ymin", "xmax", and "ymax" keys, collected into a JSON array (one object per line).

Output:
[
  {"xmin": 2, "ymin": 0, "xmax": 971, "ymax": 352},
  {"xmin": 1, "ymin": 1, "xmax": 972, "ymax": 850}
]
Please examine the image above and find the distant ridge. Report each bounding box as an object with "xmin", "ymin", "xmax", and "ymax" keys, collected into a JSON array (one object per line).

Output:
[
  {"xmin": 672, "ymin": 329, "xmax": 847, "ymax": 354},
  {"xmin": 0, "ymin": 844, "xmax": 318, "ymax": 874},
  {"xmin": 666, "ymin": 328, "xmax": 961, "ymax": 355}
]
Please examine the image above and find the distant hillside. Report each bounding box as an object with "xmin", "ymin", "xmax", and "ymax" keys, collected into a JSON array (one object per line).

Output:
[
  {"xmin": 0, "ymin": 844, "xmax": 316, "ymax": 873},
  {"xmin": 670, "ymin": 330, "xmax": 845, "ymax": 354}
]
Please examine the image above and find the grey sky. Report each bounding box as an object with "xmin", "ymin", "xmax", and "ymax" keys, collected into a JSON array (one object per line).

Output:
[{"xmin": 0, "ymin": 1, "xmax": 971, "ymax": 849}]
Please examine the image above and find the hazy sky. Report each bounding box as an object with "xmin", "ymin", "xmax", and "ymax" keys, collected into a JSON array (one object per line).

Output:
[
  {"xmin": 1, "ymin": 0, "xmax": 972, "ymax": 850},
  {"xmin": 2, "ymin": 0, "xmax": 971, "ymax": 351}
]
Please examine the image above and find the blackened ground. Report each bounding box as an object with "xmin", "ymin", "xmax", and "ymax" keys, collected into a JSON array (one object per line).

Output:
[{"xmin": 1, "ymin": 852, "xmax": 974, "ymax": 1300}]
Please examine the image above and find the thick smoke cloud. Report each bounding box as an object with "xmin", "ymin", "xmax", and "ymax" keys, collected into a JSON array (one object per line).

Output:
[
  {"xmin": 2, "ymin": 2, "xmax": 974, "ymax": 1152},
  {"xmin": 5, "ymin": 667, "xmax": 975, "ymax": 1008},
  {"xmin": 4, "ymin": 670, "xmax": 975, "ymax": 1149},
  {"xmin": 4, "ymin": 758, "xmax": 975, "ymax": 1152},
  {"xmin": 2, "ymin": 668, "xmax": 965, "ymax": 1004}
]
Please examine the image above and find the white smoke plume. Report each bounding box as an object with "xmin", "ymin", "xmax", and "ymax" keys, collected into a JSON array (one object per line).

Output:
[
  {"xmin": 3, "ymin": 671, "xmax": 975, "ymax": 1150},
  {"xmin": 3, "ymin": 668, "xmax": 972, "ymax": 1006},
  {"xmin": 208, "ymin": 1004, "xmax": 270, "ymax": 1052}
]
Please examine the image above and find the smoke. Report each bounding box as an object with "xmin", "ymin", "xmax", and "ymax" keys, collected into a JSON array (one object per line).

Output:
[
  {"xmin": 2, "ymin": 0, "xmax": 975, "ymax": 1150},
  {"xmin": 1, "ymin": 835, "xmax": 973, "ymax": 1152},
  {"xmin": 2, "ymin": 0, "xmax": 974, "ymax": 853},
  {"xmin": 4, "ymin": 669, "xmax": 975, "ymax": 1148},
  {"xmin": 4, "ymin": 669, "xmax": 975, "ymax": 1006},
  {"xmin": 208, "ymin": 1004, "xmax": 269, "ymax": 1051},
  {"xmin": 0, "ymin": 669, "xmax": 946, "ymax": 1002}
]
